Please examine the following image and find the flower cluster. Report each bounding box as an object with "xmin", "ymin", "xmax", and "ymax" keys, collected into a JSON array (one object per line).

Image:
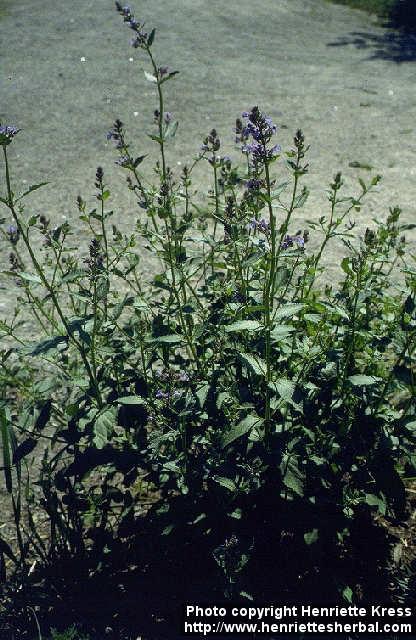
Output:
[
  {"xmin": 240, "ymin": 107, "xmax": 280, "ymax": 164},
  {"xmin": 154, "ymin": 368, "xmax": 190, "ymax": 403},
  {"xmin": 154, "ymin": 109, "xmax": 173, "ymax": 125},
  {"xmin": 107, "ymin": 119, "xmax": 125, "ymax": 150},
  {"xmin": 249, "ymin": 218, "xmax": 270, "ymax": 235},
  {"xmin": 281, "ymin": 234, "xmax": 305, "ymax": 250},
  {"xmin": 245, "ymin": 178, "xmax": 264, "ymax": 192},
  {"xmin": 115, "ymin": 156, "xmax": 131, "ymax": 168},
  {"xmin": 84, "ymin": 238, "xmax": 105, "ymax": 277},
  {"xmin": 115, "ymin": 2, "xmax": 152, "ymax": 49},
  {"xmin": 235, "ymin": 117, "xmax": 249, "ymax": 145},
  {"xmin": 0, "ymin": 124, "xmax": 20, "ymax": 147},
  {"xmin": 201, "ymin": 128, "xmax": 220, "ymax": 154}
]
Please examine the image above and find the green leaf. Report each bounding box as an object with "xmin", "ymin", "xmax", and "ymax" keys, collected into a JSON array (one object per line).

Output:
[
  {"xmin": 165, "ymin": 121, "xmax": 178, "ymax": 139},
  {"xmin": 281, "ymin": 453, "xmax": 304, "ymax": 497},
  {"xmin": 93, "ymin": 408, "xmax": 116, "ymax": 449},
  {"xmin": 213, "ymin": 476, "xmax": 237, "ymax": 492},
  {"xmin": 273, "ymin": 303, "xmax": 304, "ymax": 322},
  {"xmin": 222, "ymin": 414, "xmax": 262, "ymax": 448},
  {"xmin": 225, "ymin": 320, "xmax": 261, "ymax": 333},
  {"xmin": 239, "ymin": 352, "xmax": 267, "ymax": 377},
  {"xmin": 17, "ymin": 182, "xmax": 49, "ymax": 201},
  {"xmin": 270, "ymin": 325, "xmax": 295, "ymax": 341},
  {"xmin": 147, "ymin": 28, "xmax": 156, "ymax": 47},
  {"xmin": 348, "ymin": 375, "xmax": 381, "ymax": 386},
  {"xmin": 116, "ymin": 396, "xmax": 146, "ymax": 406},
  {"xmin": 196, "ymin": 383, "xmax": 209, "ymax": 409},
  {"xmin": 342, "ymin": 586, "xmax": 353, "ymax": 603},
  {"xmin": 304, "ymin": 528, "xmax": 319, "ymax": 545},
  {"xmin": 96, "ymin": 276, "xmax": 109, "ymax": 301},
  {"xmin": 145, "ymin": 334, "xmax": 183, "ymax": 344},
  {"xmin": 134, "ymin": 155, "xmax": 147, "ymax": 168},
  {"xmin": 270, "ymin": 378, "xmax": 296, "ymax": 403},
  {"xmin": 16, "ymin": 272, "xmax": 42, "ymax": 284},
  {"xmin": 365, "ymin": 493, "xmax": 387, "ymax": 516},
  {"xmin": 144, "ymin": 71, "xmax": 157, "ymax": 83}
]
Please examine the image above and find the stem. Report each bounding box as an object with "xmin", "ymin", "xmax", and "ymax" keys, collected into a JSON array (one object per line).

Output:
[{"xmin": 3, "ymin": 147, "xmax": 102, "ymax": 408}]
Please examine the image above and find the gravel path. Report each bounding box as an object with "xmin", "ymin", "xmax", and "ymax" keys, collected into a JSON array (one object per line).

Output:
[{"xmin": 0, "ymin": 0, "xmax": 415, "ymax": 294}]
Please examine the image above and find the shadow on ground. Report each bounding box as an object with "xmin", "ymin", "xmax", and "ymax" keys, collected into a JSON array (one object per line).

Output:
[{"xmin": 327, "ymin": 28, "xmax": 416, "ymax": 63}]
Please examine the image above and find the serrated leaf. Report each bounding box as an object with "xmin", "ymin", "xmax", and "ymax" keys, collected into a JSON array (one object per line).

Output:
[
  {"xmin": 273, "ymin": 303, "xmax": 304, "ymax": 322},
  {"xmin": 239, "ymin": 352, "xmax": 266, "ymax": 377},
  {"xmin": 270, "ymin": 325, "xmax": 295, "ymax": 341},
  {"xmin": 270, "ymin": 378, "xmax": 296, "ymax": 403},
  {"xmin": 348, "ymin": 375, "xmax": 381, "ymax": 386},
  {"xmin": 225, "ymin": 320, "xmax": 261, "ymax": 333},
  {"xmin": 93, "ymin": 408, "xmax": 116, "ymax": 449},
  {"xmin": 222, "ymin": 414, "xmax": 262, "ymax": 448}
]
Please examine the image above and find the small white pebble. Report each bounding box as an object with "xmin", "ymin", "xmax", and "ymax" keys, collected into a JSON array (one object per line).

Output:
[
  {"xmin": 333, "ymin": 105, "xmax": 338, "ymax": 111},
  {"xmin": 129, "ymin": 57, "xmax": 134, "ymax": 62},
  {"xmin": 388, "ymin": 89, "xmax": 394, "ymax": 96},
  {"xmin": 22, "ymin": 179, "xmax": 27, "ymax": 184},
  {"xmin": 80, "ymin": 57, "xmax": 86, "ymax": 63},
  {"xmin": 133, "ymin": 111, "xmax": 139, "ymax": 117},
  {"xmin": 62, "ymin": 215, "xmax": 67, "ymax": 220},
  {"xmin": 177, "ymin": 161, "xmax": 181, "ymax": 165}
]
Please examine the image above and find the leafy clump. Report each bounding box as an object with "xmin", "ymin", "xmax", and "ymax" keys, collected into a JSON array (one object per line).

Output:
[{"xmin": 0, "ymin": 2, "xmax": 415, "ymax": 638}]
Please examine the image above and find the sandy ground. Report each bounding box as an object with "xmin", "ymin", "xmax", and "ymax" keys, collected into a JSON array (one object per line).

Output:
[{"xmin": 0, "ymin": 0, "xmax": 415, "ymax": 296}]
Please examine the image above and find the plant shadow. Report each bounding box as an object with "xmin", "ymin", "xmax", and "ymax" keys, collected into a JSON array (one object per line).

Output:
[{"xmin": 327, "ymin": 27, "xmax": 416, "ymax": 63}]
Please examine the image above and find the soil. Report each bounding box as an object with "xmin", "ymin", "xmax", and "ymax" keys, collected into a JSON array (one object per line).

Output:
[{"xmin": 0, "ymin": 0, "xmax": 415, "ymax": 292}]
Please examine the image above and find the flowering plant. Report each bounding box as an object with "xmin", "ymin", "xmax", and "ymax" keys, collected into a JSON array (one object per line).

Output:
[{"xmin": 0, "ymin": 3, "xmax": 415, "ymax": 637}]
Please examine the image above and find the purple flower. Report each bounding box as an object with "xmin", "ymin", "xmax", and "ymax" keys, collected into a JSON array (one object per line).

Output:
[
  {"xmin": 239, "ymin": 107, "xmax": 280, "ymax": 164},
  {"xmin": 0, "ymin": 124, "xmax": 20, "ymax": 146},
  {"xmin": 164, "ymin": 111, "xmax": 172, "ymax": 124},
  {"xmin": 6, "ymin": 224, "xmax": 19, "ymax": 244},
  {"xmin": 155, "ymin": 389, "xmax": 169, "ymax": 400},
  {"xmin": 249, "ymin": 218, "xmax": 270, "ymax": 234},
  {"xmin": 115, "ymin": 155, "xmax": 131, "ymax": 168},
  {"xmin": 246, "ymin": 178, "xmax": 263, "ymax": 191},
  {"xmin": 281, "ymin": 235, "xmax": 305, "ymax": 250}
]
